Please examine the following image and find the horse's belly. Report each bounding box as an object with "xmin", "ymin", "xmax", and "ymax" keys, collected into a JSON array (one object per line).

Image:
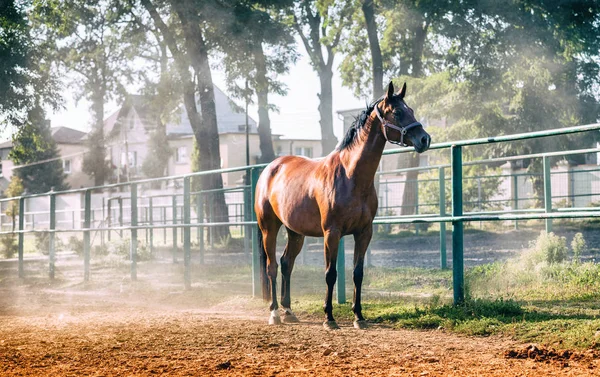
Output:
[{"xmin": 277, "ymin": 199, "xmax": 323, "ymax": 237}]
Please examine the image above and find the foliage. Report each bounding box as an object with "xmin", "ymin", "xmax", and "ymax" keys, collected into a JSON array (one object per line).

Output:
[
  {"xmin": 66, "ymin": 236, "xmax": 83, "ymax": 255},
  {"xmin": 216, "ymin": 1, "xmax": 296, "ymax": 163},
  {"xmin": 0, "ymin": 0, "xmax": 59, "ymax": 127},
  {"xmin": 0, "ymin": 234, "xmax": 18, "ymax": 258},
  {"xmin": 571, "ymin": 233, "xmax": 587, "ymax": 263},
  {"xmin": 288, "ymin": 0, "xmax": 355, "ymax": 153},
  {"xmin": 33, "ymin": 0, "xmax": 143, "ymax": 185},
  {"xmin": 419, "ymin": 164, "xmax": 504, "ymax": 214},
  {"xmin": 9, "ymin": 108, "xmax": 68, "ymax": 194},
  {"xmin": 4, "ymin": 175, "xmax": 24, "ymax": 231},
  {"xmin": 36, "ymin": 231, "xmax": 64, "ymax": 255},
  {"xmin": 528, "ymin": 232, "xmax": 568, "ymax": 266}
]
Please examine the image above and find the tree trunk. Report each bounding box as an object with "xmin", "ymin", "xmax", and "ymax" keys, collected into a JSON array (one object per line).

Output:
[
  {"xmin": 90, "ymin": 85, "xmax": 107, "ymax": 186},
  {"xmin": 174, "ymin": 2, "xmax": 230, "ymax": 240},
  {"xmin": 253, "ymin": 43, "xmax": 276, "ymax": 163},
  {"xmin": 400, "ymin": 20, "xmax": 429, "ymax": 217},
  {"xmin": 319, "ymin": 69, "xmax": 338, "ymax": 154},
  {"xmin": 362, "ymin": 0, "xmax": 384, "ymax": 99}
]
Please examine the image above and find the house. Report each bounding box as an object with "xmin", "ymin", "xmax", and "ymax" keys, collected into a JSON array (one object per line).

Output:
[
  {"xmin": 105, "ymin": 85, "xmax": 326, "ymax": 187},
  {"xmin": 0, "ymin": 126, "xmax": 89, "ymax": 191}
]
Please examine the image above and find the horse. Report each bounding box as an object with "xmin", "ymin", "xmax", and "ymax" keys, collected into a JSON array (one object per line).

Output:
[{"xmin": 254, "ymin": 81, "xmax": 431, "ymax": 330}]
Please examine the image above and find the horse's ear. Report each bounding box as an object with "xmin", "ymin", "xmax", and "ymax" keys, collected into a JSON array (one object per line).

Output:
[
  {"xmin": 398, "ymin": 82, "xmax": 407, "ymax": 99},
  {"xmin": 386, "ymin": 81, "xmax": 394, "ymax": 99}
]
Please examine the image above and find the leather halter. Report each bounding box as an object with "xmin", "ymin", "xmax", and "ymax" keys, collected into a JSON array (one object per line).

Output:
[{"xmin": 375, "ymin": 104, "xmax": 422, "ymax": 147}]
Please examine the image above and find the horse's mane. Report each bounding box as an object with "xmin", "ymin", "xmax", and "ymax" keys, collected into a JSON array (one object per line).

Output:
[{"xmin": 336, "ymin": 98, "xmax": 383, "ymax": 151}]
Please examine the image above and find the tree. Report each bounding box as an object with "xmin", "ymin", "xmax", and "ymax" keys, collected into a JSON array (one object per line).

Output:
[
  {"xmin": 1, "ymin": 0, "xmax": 59, "ymax": 128},
  {"xmin": 217, "ymin": 1, "xmax": 296, "ymax": 163},
  {"xmin": 4, "ymin": 175, "xmax": 24, "ymax": 233},
  {"xmin": 142, "ymin": 0, "xmax": 230, "ymax": 240},
  {"xmin": 290, "ymin": 0, "xmax": 354, "ymax": 154},
  {"xmin": 33, "ymin": 0, "xmax": 139, "ymax": 186},
  {"xmin": 9, "ymin": 108, "xmax": 69, "ymax": 194}
]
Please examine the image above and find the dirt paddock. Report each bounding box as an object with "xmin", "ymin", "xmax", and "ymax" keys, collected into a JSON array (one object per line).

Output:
[{"xmin": 1, "ymin": 283, "xmax": 599, "ymax": 377}]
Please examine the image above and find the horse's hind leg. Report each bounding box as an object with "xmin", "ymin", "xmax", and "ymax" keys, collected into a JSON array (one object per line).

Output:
[
  {"xmin": 259, "ymin": 218, "xmax": 282, "ymax": 325},
  {"xmin": 280, "ymin": 228, "xmax": 304, "ymax": 323}
]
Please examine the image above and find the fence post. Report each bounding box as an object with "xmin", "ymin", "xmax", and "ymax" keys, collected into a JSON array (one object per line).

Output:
[
  {"xmin": 172, "ymin": 195, "xmax": 177, "ymax": 263},
  {"xmin": 107, "ymin": 198, "xmax": 112, "ymax": 242},
  {"xmin": 543, "ymin": 156, "xmax": 553, "ymax": 233},
  {"xmin": 183, "ymin": 176, "xmax": 191, "ymax": 289},
  {"xmin": 130, "ymin": 183, "xmax": 138, "ymax": 281},
  {"xmin": 512, "ymin": 172, "xmax": 519, "ymax": 230},
  {"xmin": 118, "ymin": 198, "xmax": 123, "ymax": 238},
  {"xmin": 451, "ymin": 145, "xmax": 464, "ymax": 305},
  {"xmin": 337, "ymin": 236, "xmax": 346, "ymax": 304},
  {"xmin": 243, "ymin": 179, "xmax": 251, "ymax": 257},
  {"xmin": 101, "ymin": 197, "xmax": 105, "ymax": 246},
  {"xmin": 148, "ymin": 197, "xmax": 154, "ymax": 255},
  {"xmin": 163, "ymin": 207, "xmax": 167, "ymax": 245},
  {"xmin": 415, "ymin": 180, "xmax": 420, "ymax": 236},
  {"xmin": 439, "ymin": 167, "xmax": 447, "ymax": 270},
  {"xmin": 49, "ymin": 192, "xmax": 56, "ymax": 279},
  {"xmin": 250, "ymin": 168, "xmax": 261, "ymax": 297},
  {"xmin": 18, "ymin": 197, "xmax": 24, "ymax": 278},
  {"xmin": 83, "ymin": 189, "xmax": 91, "ymax": 282},
  {"xmin": 198, "ymin": 193, "xmax": 204, "ymax": 265}
]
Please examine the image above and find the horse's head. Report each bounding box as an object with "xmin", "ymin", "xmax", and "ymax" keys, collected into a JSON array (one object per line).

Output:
[{"xmin": 376, "ymin": 82, "xmax": 431, "ymax": 153}]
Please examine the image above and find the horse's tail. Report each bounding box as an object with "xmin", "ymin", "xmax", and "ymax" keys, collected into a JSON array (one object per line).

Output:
[{"xmin": 258, "ymin": 226, "xmax": 270, "ymax": 301}]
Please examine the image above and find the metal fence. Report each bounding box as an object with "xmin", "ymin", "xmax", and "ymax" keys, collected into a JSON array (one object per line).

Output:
[{"xmin": 3, "ymin": 122, "xmax": 600, "ymax": 305}]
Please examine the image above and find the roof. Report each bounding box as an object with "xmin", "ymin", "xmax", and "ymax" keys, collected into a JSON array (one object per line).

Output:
[
  {"xmin": 51, "ymin": 127, "xmax": 86, "ymax": 144},
  {"xmin": 0, "ymin": 140, "xmax": 12, "ymax": 149},
  {"xmin": 105, "ymin": 85, "xmax": 259, "ymax": 137}
]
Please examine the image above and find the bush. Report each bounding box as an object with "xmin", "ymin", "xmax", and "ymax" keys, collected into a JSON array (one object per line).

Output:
[
  {"xmin": 106, "ymin": 238, "xmax": 153, "ymax": 261},
  {"xmin": 571, "ymin": 233, "xmax": 586, "ymax": 263},
  {"xmin": 66, "ymin": 236, "xmax": 84, "ymax": 255},
  {"xmin": 0, "ymin": 234, "xmax": 18, "ymax": 258},
  {"xmin": 525, "ymin": 231, "xmax": 567, "ymax": 266}
]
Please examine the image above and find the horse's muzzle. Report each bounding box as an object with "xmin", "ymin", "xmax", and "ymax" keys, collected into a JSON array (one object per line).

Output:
[{"xmin": 414, "ymin": 133, "xmax": 431, "ymax": 153}]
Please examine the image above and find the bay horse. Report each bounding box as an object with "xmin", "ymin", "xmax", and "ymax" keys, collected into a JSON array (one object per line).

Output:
[{"xmin": 255, "ymin": 82, "xmax": 431, "ymax": 329}]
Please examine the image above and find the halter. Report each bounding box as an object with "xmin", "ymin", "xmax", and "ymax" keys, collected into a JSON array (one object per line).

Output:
[{"xmin": 375, "ymin": 104, "xmax": 422, "ymax": 147}]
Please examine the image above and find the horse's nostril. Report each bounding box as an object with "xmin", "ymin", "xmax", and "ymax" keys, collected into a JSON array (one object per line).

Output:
[{"xmin": 421, "ymin": 136, "xmax": 428, "ymax": 145}]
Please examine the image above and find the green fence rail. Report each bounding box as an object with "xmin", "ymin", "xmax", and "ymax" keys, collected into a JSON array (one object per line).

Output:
[{"xmin": 4, "ymin": 122, "xmax": 600, "ymax": 305}]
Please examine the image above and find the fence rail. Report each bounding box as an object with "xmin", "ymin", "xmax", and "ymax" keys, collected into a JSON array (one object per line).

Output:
[{"xmin": 4, "ymin": 122, "xmax": 600, "ymax": 304}]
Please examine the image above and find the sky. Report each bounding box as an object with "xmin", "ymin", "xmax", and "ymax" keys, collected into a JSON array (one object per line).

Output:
[{"xmin": 46, "ymin": 50, "xmax": 366, "ymax": 143}]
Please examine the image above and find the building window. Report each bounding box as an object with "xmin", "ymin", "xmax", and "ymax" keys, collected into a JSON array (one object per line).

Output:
[
  {"xmin": 176, "ymin": 147, "xmax": 188, "ymax": 163},
  {"xmin": 63, "ymin": 159, "xmax": 72, "ymax": 174},
  {"xmin": 295, "ymin": 147, "xmax": 313, "ymax": 158},
  {"xmin": 120, "ymin": 151, "xmax": 137, "ymax": 168}
]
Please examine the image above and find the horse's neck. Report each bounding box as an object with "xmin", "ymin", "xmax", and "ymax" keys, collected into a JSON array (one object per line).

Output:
[{"xmin": 339, "ymin": 114, "xmax": 386, "ymax": 188}]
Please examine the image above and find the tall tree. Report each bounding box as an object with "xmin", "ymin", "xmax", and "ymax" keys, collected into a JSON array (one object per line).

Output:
[
  {"xmin": 361, "ymin": 0, "xmax": 383, "ymax": 99},
  {"xmin": 33, "ymin": 0, "xmax": 138, "ymax": 186},
  {"xmin": 9, "ymin": 108, "xmax": 69, "ymax": 194},
  {"xmin": 1, "ymin": 0, "xmax": 59, "ymax": 127},
  {"xmin": 217, "ymin": 1, "xmax": 296, "ymax": 163},
  {"xmin": 141, "ymin": 0, "xmax": 230, "ymax": 239},
  {"xmin": 291, "ymin": 0, "xmax": 354, "ymax": 154}
]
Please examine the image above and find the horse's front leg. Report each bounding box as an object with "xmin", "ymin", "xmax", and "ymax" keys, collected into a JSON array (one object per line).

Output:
[
  {"xmin": 323, "ymin": 228, "xmax": 341, "ymax": 330},
  {"xmin": 352, "ymin": 227, "xmax": 372, "ymax": 329}
]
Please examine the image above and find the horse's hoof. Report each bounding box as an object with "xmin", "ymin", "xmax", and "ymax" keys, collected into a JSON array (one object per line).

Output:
[
  {"xmin": 282, "ymin": 313, "xmax": 300, "ymax": 323},
  {"xmin": 323, "ymin": 321, "xmax": 340, "ymax": 330},
  {"xmin": 268, "ymin": 315, "xmax": 282, "ymax": 325},
  {"xmin": 353, "ymin": 320, "xmax": 368, "ymax": 330}
]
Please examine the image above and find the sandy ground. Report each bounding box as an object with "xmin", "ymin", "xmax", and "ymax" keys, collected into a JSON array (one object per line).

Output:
[
  {"xmin": 1, "ymin": 285, "xmax": 599, "ymax": 377},
  {"xmin": 1, "ymin": 228, "xmax": 600, "ymax": 376}
]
